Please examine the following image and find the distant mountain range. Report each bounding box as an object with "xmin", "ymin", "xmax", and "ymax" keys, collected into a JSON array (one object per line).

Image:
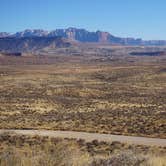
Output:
[
  {"xmin": 0, "ymin": 36, "xmax": 71, "ymax": 52},
  {"xmin": 0, "ymin": 27, "xmax": 166, "ymax": 53}
]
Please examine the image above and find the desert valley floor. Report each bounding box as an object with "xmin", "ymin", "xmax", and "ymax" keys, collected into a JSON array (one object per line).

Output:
[{"xmin": 0, "ymin": 48, "xmax": 165, "ymax": 139}]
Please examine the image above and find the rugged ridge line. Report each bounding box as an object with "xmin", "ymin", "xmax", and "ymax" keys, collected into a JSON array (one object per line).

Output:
[
  {"xmin": 0, "ymin": 36, "xmax": 71, "ymax": 52},
  {"xmin": 1, "ymin": 27, "xmax": 166, "ymax": 46}
]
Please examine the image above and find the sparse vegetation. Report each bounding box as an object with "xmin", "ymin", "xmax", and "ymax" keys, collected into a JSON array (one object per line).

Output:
[
  {"xmin": 0, "ymin": 49, "xmax": 166, "ymax": 138},
  {"xmin": 0, "ymin": 133, "xmax": 165, "ymax": 166}
]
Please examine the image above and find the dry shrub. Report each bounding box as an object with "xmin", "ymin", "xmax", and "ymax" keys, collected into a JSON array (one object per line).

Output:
[{"xmin": 91, "ymin": 150, "xmax": 146, "ymax": 166}]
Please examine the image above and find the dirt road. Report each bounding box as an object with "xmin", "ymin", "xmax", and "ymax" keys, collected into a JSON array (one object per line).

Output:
[{"xmin": 0, "ymin": 129, "xmax": 165, "ymax": 147}]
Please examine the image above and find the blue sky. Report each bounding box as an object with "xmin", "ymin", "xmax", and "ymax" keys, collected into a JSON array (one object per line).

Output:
[{"xmin": 0, "ymin": 0, "xmax": 165, "ymax": 39}]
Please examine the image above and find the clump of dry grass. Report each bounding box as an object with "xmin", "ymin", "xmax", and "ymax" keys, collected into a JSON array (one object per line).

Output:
[
  {"xmin": 0, "ymin": 136, "xmax": 91, "ymax": 166},
  {"xmin": 146, "ymin": 155, "xmax": 166, "ymax": 166}
]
